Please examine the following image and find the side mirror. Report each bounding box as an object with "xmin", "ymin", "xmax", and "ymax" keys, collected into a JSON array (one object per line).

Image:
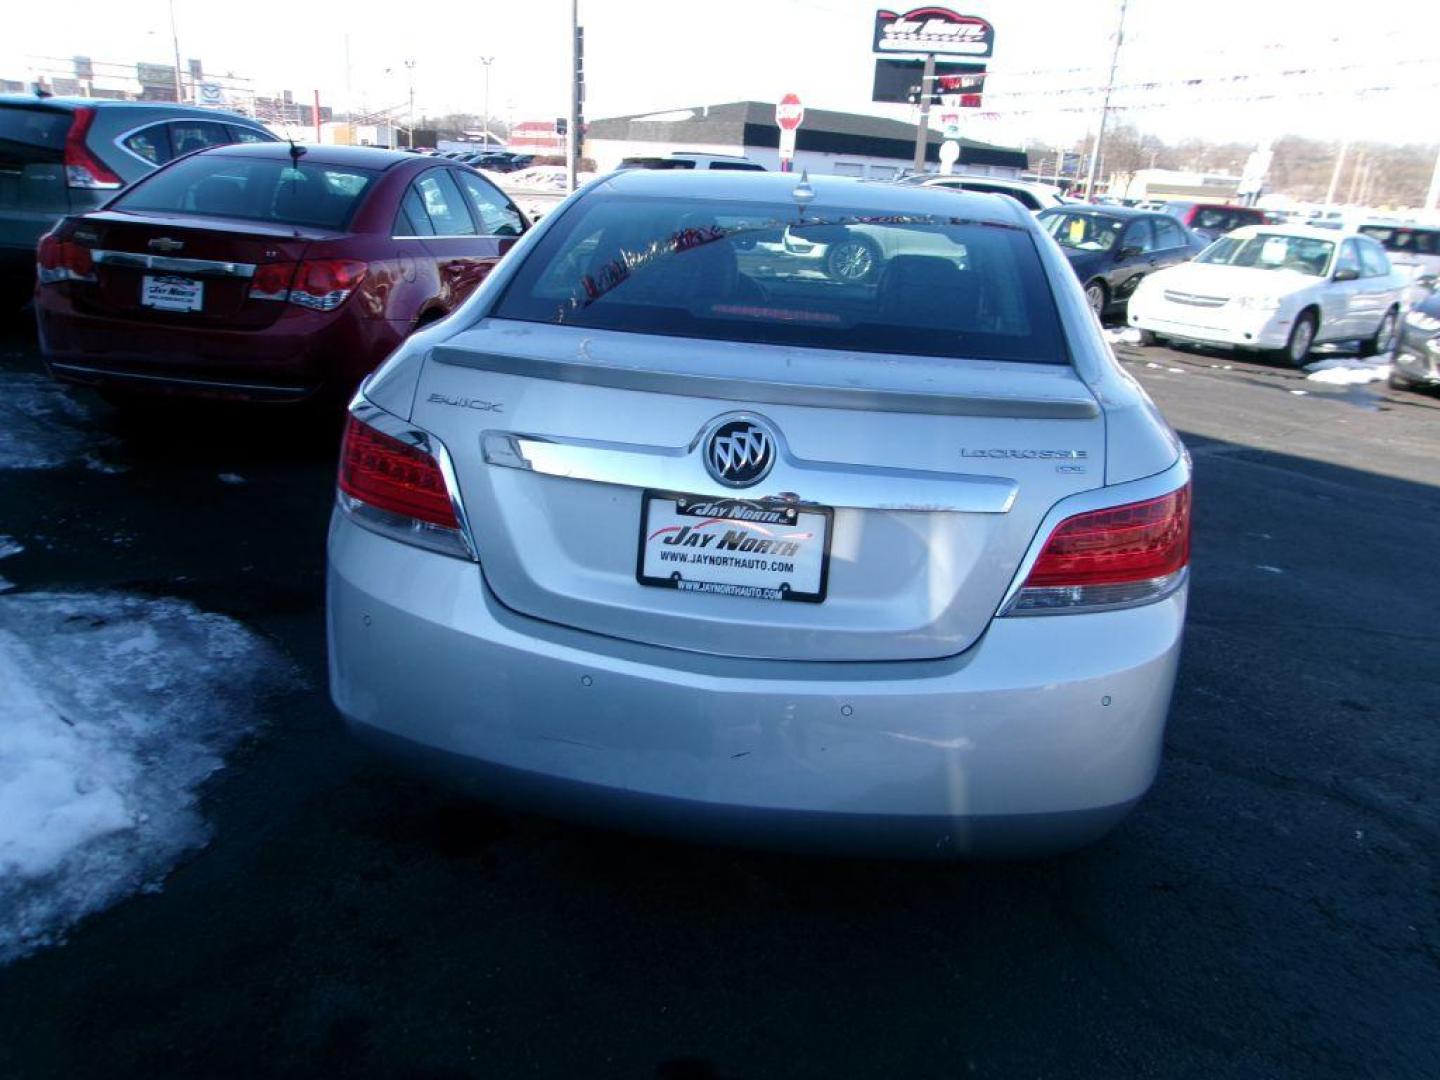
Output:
[{"xmin": 1333, "ymin": 266, "xmax": 1360, "ymax": 282}]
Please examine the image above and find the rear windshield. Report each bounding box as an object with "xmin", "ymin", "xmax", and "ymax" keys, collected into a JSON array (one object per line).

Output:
[
  {"xmin": 112, "ymin": 155, "xmax": 378, "ymax": 230},
  {"xmin": 0, "ymin": 105, "xmax": 70, "ymax": 162},
  {"xmin": 1196, "ymin": 233, "xmax": 1334, "ymax": 276},
  {"xmin": 493, "ymin": 193, "xmax": 1067, "ymax": 364},
  {"xmin": 1357, "ymin": 225, "xmax": 1439, "ymax": 257},
  {"xmin": 1191, "ymin": 207, "xmax": 1264, "ymax": 233}
]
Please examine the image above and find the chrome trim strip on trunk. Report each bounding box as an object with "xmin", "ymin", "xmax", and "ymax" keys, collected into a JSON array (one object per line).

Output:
[
  {"xmin": 90, "ymin": 250, "xmax": 257, "ymax": 278},
  {"xmin": 481, "ymin": 430, "xmax": 1018, "ymax": 514},
  {"xmin": 433, "ymin": 347, "xmax": 1100, "ymax": 420}
]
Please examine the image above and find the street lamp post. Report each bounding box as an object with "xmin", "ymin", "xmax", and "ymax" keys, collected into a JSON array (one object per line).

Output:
[
  {"xmin": 1083, "ymin": 0, "xmax": 1129, "ymax": 200},
  {"xmin": 479, "ymin": 57, "xmax": 494, "ymax": 149}
]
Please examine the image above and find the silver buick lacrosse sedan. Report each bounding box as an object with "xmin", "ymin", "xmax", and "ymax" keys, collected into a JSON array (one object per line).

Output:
[{"xmin": 326, "ymin": 170, "xmax": 1190, "ymax": 857}]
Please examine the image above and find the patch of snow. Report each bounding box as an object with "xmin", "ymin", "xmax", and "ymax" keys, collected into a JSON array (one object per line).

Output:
[
  {"xmin": 0, "ymin": 592, "xmax": 298, "ymax": 964},
  {"xmin": 1105, "ymin": 327, "xmax": 1142, "ymax": 344},
  {"xmin": 1167, "ymin": 367, "xmax": 1184, "ymax": 373},
  {"xmin": 1289, "ymin": 389, "xmax": 1309, "ymax": 396},
  {"xmin": 218, "ymin": 473, "xmax": 245, "ymax": 485},
  {"xmin": 1145, "ymin": 362, "xmax": 1161, "ymax": 369},
  {"xmin": 0, "ymin": 372, "xmax": 109, "ymax": 472},
  {"xmin": 1304, "ymin": 357, "xmax": 1390, "ymax": 385}
]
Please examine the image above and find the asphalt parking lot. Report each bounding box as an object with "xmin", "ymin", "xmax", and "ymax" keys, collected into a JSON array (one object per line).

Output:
[{"xmin": 0, "ymin": 318, "xmax": 1437, "ymax": 1079}]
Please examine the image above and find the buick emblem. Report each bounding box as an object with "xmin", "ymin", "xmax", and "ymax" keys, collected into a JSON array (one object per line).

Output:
[
  {"xmin": 148, "ymin": 237, "xmax": 184, "ymax": 252},
  {"xmin": 704, "ymin": 418, "xmax": 776, "ymax": 488}
]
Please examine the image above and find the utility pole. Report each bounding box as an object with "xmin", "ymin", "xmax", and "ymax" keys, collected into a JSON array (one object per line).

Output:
[
  {"xmin": 1324, "ymin": 139, "xmax": 1348, "ymax": 207},
  {"xmin": 404, "ymin": 59, "xmax": 415, "ymax": 149},
  {"xmin": 911, "ymin": 53, "xmax": 936, "ymax": 174},
  {"xmin": 168, "ymin": 0, "xmax": 184, "ymax": 103},
  {"xmin": 1083, "ymin": 0, "xmax": 1128, "ymax": 201},
  {"xmin": 568, "ymin": 0, "xmax": 582, "ymax": 192},
  {"xmin": 479, "ymin": 57, "xmax": 494, "ymax": 148},
  {"xmin": 1346, "ymin": 150, "xmax": 1365, "ymax": 205}
]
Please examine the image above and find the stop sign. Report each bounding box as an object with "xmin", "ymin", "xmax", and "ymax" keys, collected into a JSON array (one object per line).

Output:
[{"xmin": 776, "ymin": 94, "xmax": 804, "ymax": 131}]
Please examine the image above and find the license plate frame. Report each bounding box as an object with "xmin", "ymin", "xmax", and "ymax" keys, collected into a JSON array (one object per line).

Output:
[
  {"xmin": 141, "ymin": 274, "xmax": 204, "ymax": 312},
  {"xmin": 635, "ymin": 491, "xmax": 833, "ymax": 604}
]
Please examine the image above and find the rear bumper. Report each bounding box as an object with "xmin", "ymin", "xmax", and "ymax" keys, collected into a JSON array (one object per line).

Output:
[
  {"xmin": 327, "ymin": 512, "xmax": 1187, "ymax": 858},
  {"xmin": 35, "ymin": 292, "xmax": 407, "ymax": 402}
]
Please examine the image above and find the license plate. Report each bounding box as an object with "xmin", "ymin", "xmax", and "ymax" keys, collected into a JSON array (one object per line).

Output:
[
  {"xmin": 636, "ymin": 492, "xmax": 832, "ymax": 603},
  {"xmin": 141, "ymin": 274, "xmax": 203, "ymax": 312}
]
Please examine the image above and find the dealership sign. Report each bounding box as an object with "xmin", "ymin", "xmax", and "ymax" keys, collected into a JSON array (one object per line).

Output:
[{"xmin": 873, "ymin": 7, "xmax": 994, "ymax": 58}]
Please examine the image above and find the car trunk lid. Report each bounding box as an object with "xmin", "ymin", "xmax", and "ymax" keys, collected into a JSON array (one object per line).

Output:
[
  {"xmin": 408, "ymin": 321, "xmax": 1106, "ymax": 662},
  {"xmin": 69, "ymin": 210, "xmax": 333, "ymax": 329}
]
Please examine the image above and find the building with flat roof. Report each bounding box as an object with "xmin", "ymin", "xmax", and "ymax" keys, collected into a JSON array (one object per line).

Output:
[{"xmin": 585, "ymin": 101, "xmax": 1027, "ymax": 180}]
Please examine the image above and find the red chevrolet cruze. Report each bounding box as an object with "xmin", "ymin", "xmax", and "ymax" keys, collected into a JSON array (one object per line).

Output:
[{"xmin": 34, "ymin": 143, "xmax": 528, "ymax": 404}]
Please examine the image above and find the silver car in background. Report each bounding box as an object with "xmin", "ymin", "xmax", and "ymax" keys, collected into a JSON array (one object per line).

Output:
[{"xmin": 327, "ymin": 171, "xmax": 1191, "ymax": 857}]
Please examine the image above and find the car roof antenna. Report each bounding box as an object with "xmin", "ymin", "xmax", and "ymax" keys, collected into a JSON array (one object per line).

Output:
[{"xmin": 287, "ymin": 138, "xmax": 306, "ymax": 167}]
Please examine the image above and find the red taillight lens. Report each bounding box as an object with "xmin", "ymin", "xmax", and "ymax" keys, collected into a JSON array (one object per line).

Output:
[
  {"xmin": 249, "ymin": 261, "xmax": 297, "ymax": 301},
  {"xmin": 63, "ymin": 108, "xmax": 122, "ymax": 190},
  {"xmin": 36, "ymin": 234, "xmax": 96, "ymax": 284},
  {"xmin": 288, "ymin": 259, "xmax": 367, "ymax": 310},
  {"xmin": 338, "ymin": 415, "xmax": 460, "ymax": 530},
  {"xmin": 37, "ymin": 234, "xmax": 63, "ymax": 271},
  {"xmin": 1006, "ymin": 485, "xmax": 1190, "ymax": 614}
]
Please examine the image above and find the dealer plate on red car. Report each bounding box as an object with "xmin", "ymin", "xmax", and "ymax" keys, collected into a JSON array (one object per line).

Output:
[
  {"xmin": 636, "ymin": 492, "xmax": 832, "ymax": 603},
  {"xmin": 141, "ymin": 274, "xmax": 203, "ymax": 312}
]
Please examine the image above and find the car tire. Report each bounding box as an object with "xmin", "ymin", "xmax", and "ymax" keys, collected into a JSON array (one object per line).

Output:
[
  {"xmin": 1084, "ymin": 280, "xmax": 1108, "ymax": 318},
  {"xmin": 1278, "ymin": 311, "xmax": 1317, "ymax": 368},
  {"xmin": 824, "ymin": 236, "xmax": 881, "ymax": 284},
  {"xmin": 1138, "ymin": 329, "xmax": 1165, "ymax": 347},
  {"xmin": 1364, "ymin": 307, "xmax": 1399, "ymax": 357}
]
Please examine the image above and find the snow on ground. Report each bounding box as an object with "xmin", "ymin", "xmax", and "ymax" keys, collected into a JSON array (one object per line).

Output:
[
  {"xmin": 1105, "ymin": 327, "xmax": 1142, "ymax": 344},
  {"xmin": 0, "ymin": 371, "xmax": 109, "ymax": 471},
  {"xmin": 0, "ymin": 592, "xmax": 297, "ymax": 964},
  {"xmin": 1304, "ymin": 357, "xmax": 1391, "ymax": 386},
  {"xmin": 494, "ymin": 165, "xmax": 597, "ymax": 192}
]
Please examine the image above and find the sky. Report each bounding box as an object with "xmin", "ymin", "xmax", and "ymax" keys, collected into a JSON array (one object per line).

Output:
[{"xmin": 5, "ymin": 0, "xmax": 1439, "ymax": 151}]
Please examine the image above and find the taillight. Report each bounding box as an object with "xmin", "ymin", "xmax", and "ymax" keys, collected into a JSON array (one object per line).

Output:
[
  {"xmin": 1003, "ymin": 485, "xmax": 1190, "ymax": 615},
  {"xmin": 290, "ymin": 259, "xmax": 367, "ymax": 310},
  {"xmin": 36, "ymin": 233, "xmax": 97, "ymax": 284},
  {"xmin": 250, "ymin": 258, "xmax": 366, "ymax": 310},
  {"xmin": 249, "ymin": 261, "xmax": 297, "ymax": 302},
  {"xmin": 337, "ymin": 413, "xmax": 472, "ymax": 559},
  {"xmin": 63, "ymin": 108, "xmax": 122, "ymax": 190}
]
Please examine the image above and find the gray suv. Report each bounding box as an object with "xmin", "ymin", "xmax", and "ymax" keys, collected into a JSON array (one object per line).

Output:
[{"xmin": 0, "ymin": 95, "xmax": 275, "ymax": 297}]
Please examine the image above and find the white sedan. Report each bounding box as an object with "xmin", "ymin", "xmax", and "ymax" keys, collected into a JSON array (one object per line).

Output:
[{"xmin": 1127, "ymin": 225, "xmax": 1408, "ymax": 366}]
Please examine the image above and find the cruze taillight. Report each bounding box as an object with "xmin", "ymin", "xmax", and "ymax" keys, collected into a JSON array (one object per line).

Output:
[
  {"xmin": 36, "ymin": 234, "xmax": 96, "ymax": 284},
  {"xmin": 249, "ymin": 259, "xmax": 367, "ymax": 310},
  {"xmin": 1003, "ymin": 485, "xmax": 1191, "ymax": 614},
  {"xmin": 337, "ymin": 412, "xmax": 472, "ymax": 559}
]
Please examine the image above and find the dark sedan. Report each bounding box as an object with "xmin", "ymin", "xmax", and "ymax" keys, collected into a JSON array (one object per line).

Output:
[
  {"xmin": 1037, "ymin": 206, "xmax": 1207, "ymax": 318},
  {"xmin": 34, "ymin": 143, "xmax": 527, "ymax": 405}
]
